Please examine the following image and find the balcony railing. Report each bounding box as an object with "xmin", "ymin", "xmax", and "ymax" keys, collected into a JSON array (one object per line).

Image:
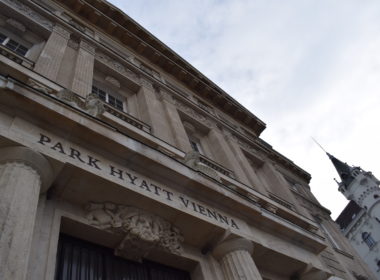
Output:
[
  {"xmin": 0, "ymin": 44, "xmax": 34, "ymax": 69},
  {"xmin": 103, "ymin": 104, "xmax": 151, "ymax": 133},
  {"xmin": 198, "ymin": 154, "xmax": 234, "ymax": 178},
  {"xmin": 184, "ymin": 151, "xmax": 235, "ymax": 181}
]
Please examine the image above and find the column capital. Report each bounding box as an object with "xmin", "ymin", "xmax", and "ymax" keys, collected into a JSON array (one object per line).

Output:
[
  {"xmin": 52, "ymin": 24, "xmax": 71, "ymax": 40},
  {"xmin": 0, "ymin": 146, "xmax": 54, "ymax": 193},
  {"xmin": 79, "ymin": 40, "xmax": 96, "ymax": 55},
  {"xmin": 213, "ymin": 237, "xmax": 253, "ymax": 261}
]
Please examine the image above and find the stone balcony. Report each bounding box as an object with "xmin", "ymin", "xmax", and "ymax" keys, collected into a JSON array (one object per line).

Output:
[
  {"xmin": 184, "ymin": 151, "xmax": 235, "ymax": 182},
  {"xmin": 0, "ymin": 44, "xmax": 34, "ymax": 69}
]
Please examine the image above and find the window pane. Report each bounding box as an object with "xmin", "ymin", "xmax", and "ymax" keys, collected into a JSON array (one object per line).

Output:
[
  {"xmin": 5, "ymin": 39, "xmax": 18, "ymax": 51},
  {"xmin": 108, "ymin": 95, "xmax": 116, "ymax": 106},
  {"xmin": 190, "ymin": 140, "xmax": 200, "ymax": 153},
  {"xmin": 16, "ymin": 45, "xmax": 28, "ymax": 56},
  {"xmin": 98, "ymin": 90, "xmax": 106, "ymax": 101},
  {"xmin": 0, "ymin": 33, "xmax": 6, "ymax": 44},
  {"xmin": 115, "ymin": 100, "xmax": 123, "ymax": 111},
  {"xmin": 91, "ymin": 86, "xmax": 98, "ymax": 94}
]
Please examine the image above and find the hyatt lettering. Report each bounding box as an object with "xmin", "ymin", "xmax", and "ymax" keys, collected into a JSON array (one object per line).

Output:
[{"xmin": 37, "ymin": 133, "xmax": 239, "ymax": 229}]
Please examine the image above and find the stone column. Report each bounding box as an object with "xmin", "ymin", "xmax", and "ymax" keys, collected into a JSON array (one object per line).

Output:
[
  {"xmin": 71, "ymin": 40, "xmax": 96, "ymax": 98},
  {"xmin": 34, "ymin": 24, "xmax": 71, "ymax": 81},
  {"xmin": 208, "ymin": 128, "xmax": 250, "ymax": 184},
  {"xmin": 223, "ymin": 133, "xmax": 268, "ymax": 194},
  {"xmin": 162, "ymin": 99, "xmax": 192, "ymax": 151},
  {"xmin": 213, "ymin": 238, "xmax": 263, "ymax": 280},
  {"xmin": 0, "ymin": 146, "xmax": 53, "ymax": 280},
  {"xmin": 137, "ymin": 81, "xmax": 176, "ymax": 144}
]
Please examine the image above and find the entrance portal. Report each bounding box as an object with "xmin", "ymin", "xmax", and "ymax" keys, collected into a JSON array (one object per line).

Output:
[{"xmin": 55, "ymin": 234, "xmax": 191, "ymax": 280}]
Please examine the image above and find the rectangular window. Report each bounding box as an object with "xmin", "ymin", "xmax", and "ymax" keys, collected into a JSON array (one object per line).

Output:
[
  {"xmin": 0, "ymin": 33, "xmax": 6, "ymax": 44},
  {"xmin": 0, "ymin": 32, "xmax": 29, "ymax": 56},
  {"xmin": 92, "ymin": 85, "xmax": 124, "ymax": 111},
  {"xmin": 189, "ymin": 137, "xmax": 203, "ymax": 154}
]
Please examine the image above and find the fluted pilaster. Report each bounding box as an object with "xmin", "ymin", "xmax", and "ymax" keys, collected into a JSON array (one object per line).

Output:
[
  {"xmin": 213, "ymin": 238, "xmax": 263, "ymax": 280},
  {"xmin": 34, "ymin": 24, "xmax": 71, "ymax": 81},
  {"xmin": 71, "ymin": 40, "xmax": 95, "ymax": 98},
  {"xmin": 0, "ymin": 147, "xmax": 53, "ymax": 280}
]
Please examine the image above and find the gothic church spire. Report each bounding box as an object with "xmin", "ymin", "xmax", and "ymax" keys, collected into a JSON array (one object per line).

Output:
[{"xmin": 327, "ymin": 153, "xmax": 356, "ymax": 188}]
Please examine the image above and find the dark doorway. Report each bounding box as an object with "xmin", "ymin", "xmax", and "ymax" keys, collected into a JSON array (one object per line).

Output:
[{"xmin": 55, "ymin": 234, "xmax": 191, "ymax": 280}]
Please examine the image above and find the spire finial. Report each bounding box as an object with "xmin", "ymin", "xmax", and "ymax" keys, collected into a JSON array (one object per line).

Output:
[{"xmin": 311, "ymin": 137, "xmax": 328, "ymax": 155}]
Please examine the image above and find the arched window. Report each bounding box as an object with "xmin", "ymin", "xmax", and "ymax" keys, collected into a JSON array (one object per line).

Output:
[{"xmin": 362, "ymin": 232, "xmax": 376, "ymax": 249}]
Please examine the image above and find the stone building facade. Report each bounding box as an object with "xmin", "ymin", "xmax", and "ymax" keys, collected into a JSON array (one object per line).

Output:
[{"xmin": 0, "ymin": 0, "xmax": 375, "ymax": 279}]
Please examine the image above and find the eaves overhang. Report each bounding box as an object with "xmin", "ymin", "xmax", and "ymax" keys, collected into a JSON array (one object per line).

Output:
[{"xmin": 53, "ymin": 0, "xmax": 266, "ymax": 136}]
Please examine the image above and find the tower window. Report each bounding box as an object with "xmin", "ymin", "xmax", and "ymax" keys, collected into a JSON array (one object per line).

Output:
[
  {"xmin": 0, "ymin": 32, "xmax": 28, "ymax": 56},
  {"xmin": 362, "ymin": 232, "xmax": 376, "ymax": 249},
  {"xmin": 91, "ymin": 85, "xmax": 124, "ymax": 111}
]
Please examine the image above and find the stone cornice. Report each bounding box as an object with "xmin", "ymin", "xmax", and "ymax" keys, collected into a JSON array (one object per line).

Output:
[
  {"xmin": 24, "ymin": 0, "xmax": 310, "ymax": 181},
  {"xmin": 53, "ymin": 0, "xmax": 266, "ymax": 136}
]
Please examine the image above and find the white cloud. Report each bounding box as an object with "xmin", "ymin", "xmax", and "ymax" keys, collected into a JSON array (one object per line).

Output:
[{"xmin": 109, "ymin": 0, "xmax": 380, "ymax": 219}]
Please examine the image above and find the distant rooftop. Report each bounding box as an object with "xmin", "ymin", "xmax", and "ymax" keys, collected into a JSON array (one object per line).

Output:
[{"xmin": 335, "ymin": 201, "xmax": 362, "ymax": 230}]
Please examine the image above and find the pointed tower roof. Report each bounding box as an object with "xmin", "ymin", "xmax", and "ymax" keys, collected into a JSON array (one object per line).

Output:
[{"xmin": 327, "ymin": 153, "xmax": 355, "ymax": 188}]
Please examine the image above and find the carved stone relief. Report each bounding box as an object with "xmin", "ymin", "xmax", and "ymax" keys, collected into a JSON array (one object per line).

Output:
[
  {"xmin": 154, "ymin": 86, "xmax": 173, "ymax": 103},
  {"xmin": 6, "ymin": 18, "xmax": 26, "ymax": 32},
  {"xmin": 85, "ymin": 202, "xmax": 184, "ymax": 262},
  {"xmin": 95, "ymin": 52, "xmax": 139, "ymax": 83},
  {"xmin": 184, "ymin": 151, "xmax": 221, "ymax": 182},
  {"xmin": 55, "ymin": 89, "xmax": 85, "ymax": 110},
  {"xmin": 85, "ymin": 94, "xmax": 105, "ymax": 117},
  {"xmin": 105, "ymin": 76, "xmax": 120, "ymax": 88},
  {"xmin": 140, "ymin": 76, "xmax": 154, "ymax": 90},
  {"xmin": 27, "ymin": 79, "xmax": 55, "ymax": 95},
  {"xmin": 67, "ymin": 39, "xmax": 79, "ymax": 50},
  {"xmin": 173, "ymin": 98, "xmax": 216, "ymax": 129},
  {"xmin": 2, "ymin": 0, "xmax": 53, "ymax": 30}
]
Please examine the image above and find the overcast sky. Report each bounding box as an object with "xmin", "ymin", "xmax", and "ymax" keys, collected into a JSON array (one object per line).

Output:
[{"xmin": 109, "ymin": 0, "xmax": 380, "ymax": 219}]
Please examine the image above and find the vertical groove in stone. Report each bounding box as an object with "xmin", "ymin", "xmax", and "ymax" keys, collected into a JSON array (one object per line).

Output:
[
  {"xmin": 71, "ymin": 42, "xmax": 95, "ymax": 98},
  {"xmin": 0, "ymin": 162, "xmax": 41, "ymax": 280},
  {"xmin": 34, "ymin": 26, "xmax": 70, "ymax": 81},
  {"xmin": 219, "ymin": 249, "xmax": 263, "ymax": 280},
  {"xmin": 162, "ymin": 100, "xmax": 189, "ymax": 149}
]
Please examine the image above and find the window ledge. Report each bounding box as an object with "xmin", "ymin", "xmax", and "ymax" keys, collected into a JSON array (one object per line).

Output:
[
  {"xmin": 103, "ymin": 104, "xmax": 151, "ymax": 133},
  {"xmin": 184, "ymin": 151, "xmax": 235, "ymax": 180},
  {"xmin": 0, "ymin": 44, "xmax": 34, "ymax": 68}
]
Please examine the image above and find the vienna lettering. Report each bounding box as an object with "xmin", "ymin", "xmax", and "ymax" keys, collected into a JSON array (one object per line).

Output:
[{"xmin": 37, "ymin": 133, "xmax": 239, "ymax": 229}]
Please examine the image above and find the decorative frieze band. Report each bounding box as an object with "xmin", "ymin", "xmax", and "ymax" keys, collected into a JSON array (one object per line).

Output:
[
  {"xmin": 1, "ymin": 0, "xmax": 53, "ymax": 30},
  {"xmin": 95, "ymin": 52, "xmax": 139, "ymax": 83},
  {"xmin": 173, "ymin": 98, "xmax": 216, "ymax": 129},
  {"xmin": 85, "ymin": 202, "xmax": 184, "ymax": 261},
  {"xmin": 79, "ymin": 40, "xmax": 95, "ymax": 55},
  {"xmin": 53, "ymin": 24, "xmax": 71, "ymax": 40},
  {"xmin": 6, "ymin": 18, "xmax": 26, "ymax": 32}
]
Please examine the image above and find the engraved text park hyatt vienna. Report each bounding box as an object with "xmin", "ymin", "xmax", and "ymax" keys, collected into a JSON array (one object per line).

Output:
[{"xmin": 37, "ymin": 133, "xmax": 239, "ymax": 229}]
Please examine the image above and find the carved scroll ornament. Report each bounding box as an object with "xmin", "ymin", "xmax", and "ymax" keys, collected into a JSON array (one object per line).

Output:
[{"xmin": 85, "ymin": 202, "xmax": 184, "ymax": 261}]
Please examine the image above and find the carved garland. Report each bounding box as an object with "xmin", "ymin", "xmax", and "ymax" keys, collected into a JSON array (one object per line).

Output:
[{"xmin": 85, "ymin": 202, "xmax": 184, "ymax": 262}]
